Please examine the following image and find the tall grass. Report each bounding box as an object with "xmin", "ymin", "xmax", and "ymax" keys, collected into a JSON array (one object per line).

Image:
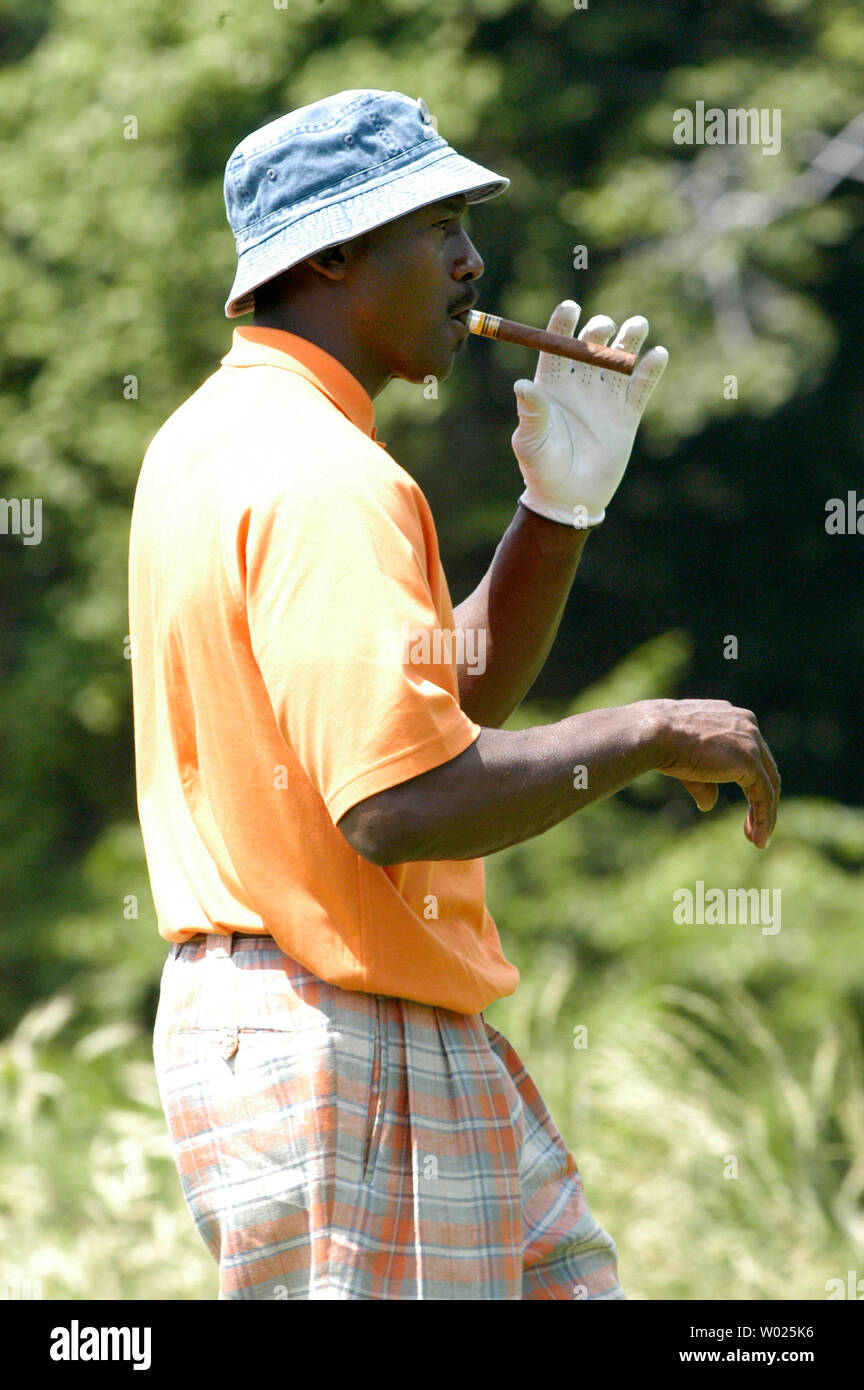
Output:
[
  {"xmin": 485, "ymin": 946, "xmax": 864, "ymax": 1300},
  {"xmin": 3, "ymin": 638, "xmax": 862, "ymax": 1299},
  {"xmin": 2, "ymin": 953, "xmax": 861, "ymax": 1299}
]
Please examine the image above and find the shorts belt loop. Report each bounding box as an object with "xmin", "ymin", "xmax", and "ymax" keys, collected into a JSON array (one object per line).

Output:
[
  {"xmin": 206, "ymin": 934, "xmax": 240, "ymax": 1059},
  {"xmin": 206, "ymin": 932, "xmax": 235, "ymax": 960}
]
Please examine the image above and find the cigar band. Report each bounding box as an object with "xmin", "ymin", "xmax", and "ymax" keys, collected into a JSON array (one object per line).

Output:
[{"xmin": 464, "ymin": 310, "xmax": 502, "ymax": 338}]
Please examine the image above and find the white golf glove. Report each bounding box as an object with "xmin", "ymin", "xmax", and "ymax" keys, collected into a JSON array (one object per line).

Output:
[{"xmin": 511, "ymin": 300, "xmax": 669, "ymax": 527}]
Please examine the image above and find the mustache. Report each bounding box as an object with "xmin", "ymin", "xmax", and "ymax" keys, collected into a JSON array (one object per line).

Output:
[{"xmin": 449, "ymin": 292, "xmax": 478, "ymax": 317}]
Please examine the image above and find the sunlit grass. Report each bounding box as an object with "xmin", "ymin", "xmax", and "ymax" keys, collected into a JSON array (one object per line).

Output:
[
  {"xmin": 2, "ymin": 953, "xmax": 861, "ymax": 1300},
  {"xmin": 485, "ymin": 945, "xmax": 864, "ymax": 1300},
  {"xmin": 4, "ymin": 645, "xmax": 862, "ymax": 1299},
  {"xmin": 0, "ymin": 995, "xmax": 212, "ymax": 1300}
]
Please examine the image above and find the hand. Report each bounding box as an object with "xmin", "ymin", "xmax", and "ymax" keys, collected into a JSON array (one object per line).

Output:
[
  {"xmin": 648, "ymin": 698, "xmax": 781, "ymax": 849},
  {"xmin": 511, "ymin": 300, "xmax": 668, "ymax": 527}
]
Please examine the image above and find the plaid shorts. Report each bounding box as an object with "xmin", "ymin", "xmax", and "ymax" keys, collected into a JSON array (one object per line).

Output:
[{"xmin": 152, "ymin": 933, "xmax": 623, "ymax": 1300}]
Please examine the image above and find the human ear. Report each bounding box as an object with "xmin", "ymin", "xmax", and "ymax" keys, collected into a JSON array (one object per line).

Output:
[{"xmin": 307, "ymin": 244, "xmax": 349, "ymax": 280}]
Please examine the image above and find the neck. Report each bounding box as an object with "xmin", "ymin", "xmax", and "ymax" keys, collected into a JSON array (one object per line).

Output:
[{"xmin": 252, "ymin": 304, "xmax": 392, "ymax": 399}]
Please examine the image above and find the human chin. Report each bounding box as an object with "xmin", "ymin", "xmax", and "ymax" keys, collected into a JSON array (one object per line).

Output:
[
  {"xmin": 426, "ymin": 320, "xmax": 463, "ymax": 378},
  {"xmin": 391, "ymin": 336, "xmax": 454, "ymax": 384}
]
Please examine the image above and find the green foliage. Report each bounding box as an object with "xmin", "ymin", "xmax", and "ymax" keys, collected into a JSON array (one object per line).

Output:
[
  {"xmin": 2, "ymin": 0, "xmax": 863, "ymax": 924},
  {"xmin": 1, "ymin": 0, "xmax": 863, "ymax": 1301},
  {"xmin": 1, "ymin": 634, "xmax": 862, "ymax": 1298},
  {"xmin": 483, "ymin": 644, "xmax": 864, "ymax": 1299},
  {"xmin": 0, "ymin": 995, "xmax": 211, "ymax": 1299}
]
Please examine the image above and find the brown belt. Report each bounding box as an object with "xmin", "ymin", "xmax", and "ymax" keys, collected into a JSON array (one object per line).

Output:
[{"xmin": 184, "ymin": 930, "xmax": 273, "ymax": 941}]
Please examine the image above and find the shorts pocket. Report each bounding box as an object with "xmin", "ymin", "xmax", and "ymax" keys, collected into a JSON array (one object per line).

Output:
[{"xmin": 362, "ymin": 996, "xmax": 388, "ymax": 1185}]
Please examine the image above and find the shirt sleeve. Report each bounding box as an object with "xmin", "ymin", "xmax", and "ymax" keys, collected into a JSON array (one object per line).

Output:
[{"xmin": 244, "ymin": 445, "xmax": 482, "ymax": 826}]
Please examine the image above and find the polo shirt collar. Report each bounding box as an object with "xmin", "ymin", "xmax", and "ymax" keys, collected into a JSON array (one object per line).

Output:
[{"xmin": 221, "ymin": 326, "xmax": 377, "ymax": 440}]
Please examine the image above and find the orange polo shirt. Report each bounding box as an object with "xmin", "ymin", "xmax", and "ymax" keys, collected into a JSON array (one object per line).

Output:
[{"xmin": 128, "ymin": 325, "xmax": 519, "ymax": 1014}]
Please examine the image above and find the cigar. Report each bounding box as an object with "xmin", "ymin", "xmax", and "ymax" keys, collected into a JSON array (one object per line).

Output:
[{"xmin": 464, "ymin": 309, "xmax": 637, "ymax": 376}]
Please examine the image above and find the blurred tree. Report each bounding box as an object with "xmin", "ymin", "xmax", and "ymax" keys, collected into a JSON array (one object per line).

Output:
[{"xmin": 0, "ymin": 0, "xmax": 862, "ymax": 1021}]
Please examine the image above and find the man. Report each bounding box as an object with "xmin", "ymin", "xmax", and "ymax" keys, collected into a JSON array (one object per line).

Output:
[{"xmin": 128, "ymin": 89, "xmax": 779, "ymax": 1300}]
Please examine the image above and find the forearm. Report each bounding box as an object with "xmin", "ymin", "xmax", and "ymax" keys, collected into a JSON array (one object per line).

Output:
[
  {"xmin": 369, "ymin": 702, "xmax": 661, "ymax": 863},
  {"xmin": 454, "ymin": 502, "xmax": 592, "ymax": 727}
]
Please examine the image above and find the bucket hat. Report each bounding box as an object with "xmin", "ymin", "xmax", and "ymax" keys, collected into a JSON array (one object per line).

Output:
[{"xmin": 223, "ymin": 88, "xmax": 509, "ymax": 317}]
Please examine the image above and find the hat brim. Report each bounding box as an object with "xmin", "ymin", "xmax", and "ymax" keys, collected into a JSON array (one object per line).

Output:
[{"xmin": 225, "ymin": 147, "xmax": 509, "ymax": 318}]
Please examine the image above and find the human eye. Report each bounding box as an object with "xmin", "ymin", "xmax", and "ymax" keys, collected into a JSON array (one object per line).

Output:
[{"xmin": 431, "ymin": 205, "xmax": 468, "ymax": 230}]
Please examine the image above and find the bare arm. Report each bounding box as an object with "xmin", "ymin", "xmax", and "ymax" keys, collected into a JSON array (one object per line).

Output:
[
  {"xmin": 453, "ymin": 502, "xmax": 592, "ymax": 728},
  {"xmin": 337, "ymin": 697, "xmax": 781, "ymax": 865}
]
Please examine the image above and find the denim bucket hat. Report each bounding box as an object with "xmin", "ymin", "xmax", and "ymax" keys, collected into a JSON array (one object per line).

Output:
[{"xmin": 223, "ymin": 89, "xmax": 509, "ymax": 317}]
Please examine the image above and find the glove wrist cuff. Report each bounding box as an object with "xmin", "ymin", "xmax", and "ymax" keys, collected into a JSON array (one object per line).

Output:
[{"xmin": 518, "ymin": 489, "xmax": 605, "ymax": 529}]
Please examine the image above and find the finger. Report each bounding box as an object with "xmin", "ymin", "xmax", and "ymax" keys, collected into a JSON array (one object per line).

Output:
[
  {"xmin": 578, "ymin": 314, "xmax": 626, "ymax": 397},
  {"xmin": 536, "ymin": 300, "xmax": 581, "ymax": 383},
  {"xmin": 578, "ymin": 314, "xmax": 626, "ymax": 396},
  {"xmin": 626, "ymin": 345, "xmax": 668, "ymax": 415},
  {"xmin": 751, "ymin": 735, "xmax": 780, "ymax": 840},
  {"xmin": 511, "ymin": 379, "xmax": 551, "ymax": 456},
  {"xmin": 758, "ymin": 735, "xmax": 782, "ymax": 802},
  {"xmin": 612, "ymin": 315, "xmax": 649, "ymax": 356},
  {"xmin": 741, "ymin": 709, "xmax": 781, "ymax": 809},
  {"xmin": 513, "ymin": 378, "xmax": 549, "ymax": 423},
  {"xmin": 739, "ymin": 758, "xmax": 776, "ymax": 849},
  {"xmin": 577, "ymin": 314, "xmax": 617, "ymax": 347},
  {"xmin": 545, "ymin": 300, "xmax": 580, "ymax": 338},
  {"xmin": 745, "ymin": 799, "xmax": 767, "ymax": 848},
  {"xmin": 681, "ymin": 780, "xmax": 719, "ymax": 812}
]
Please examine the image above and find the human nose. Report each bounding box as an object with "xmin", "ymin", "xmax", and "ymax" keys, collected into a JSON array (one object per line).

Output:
[{"xmin": 453, "ymin": 230, "xmax": 483, "ymax": 281}]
